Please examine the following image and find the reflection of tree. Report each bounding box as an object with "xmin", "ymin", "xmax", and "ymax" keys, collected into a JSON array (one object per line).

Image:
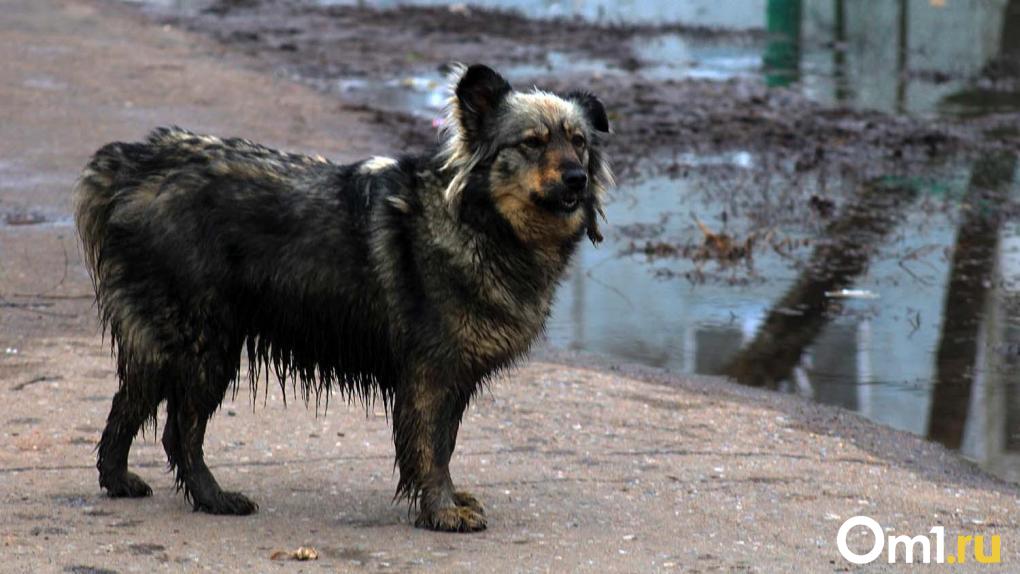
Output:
[
  {"xmin": 927, "ymin": 152, "xmax": 1016, "ymax": 450},
  {"xmin": 722, "ymin": 179, "xmax": 917, "ymax": 389}
]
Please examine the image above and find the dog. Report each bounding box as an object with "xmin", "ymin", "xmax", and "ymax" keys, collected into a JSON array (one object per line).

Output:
[{"xmin": 74, "ymin": 64, "xmax": 613, "ymax": 532}]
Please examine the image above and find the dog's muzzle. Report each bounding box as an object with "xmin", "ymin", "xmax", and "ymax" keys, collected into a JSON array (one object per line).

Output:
[{"xmin": 558, "ymin": 169, "xmax": 588, "ymax": 211}]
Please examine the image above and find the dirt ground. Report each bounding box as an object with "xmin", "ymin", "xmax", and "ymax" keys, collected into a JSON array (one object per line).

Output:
[{"xmin": 1, "ymin": 0, "xmax": 1019, "ymax": 572}]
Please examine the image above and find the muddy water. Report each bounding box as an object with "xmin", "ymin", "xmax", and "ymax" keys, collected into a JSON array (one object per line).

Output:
[{"xmin": 128, "ymin": 0, "xmax": 1020, "ymax": 481}]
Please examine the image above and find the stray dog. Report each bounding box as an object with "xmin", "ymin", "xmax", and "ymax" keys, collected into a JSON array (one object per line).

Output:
[{"xmin": 74, "ymin": 64, "xmax": 613, "ymax": 531}]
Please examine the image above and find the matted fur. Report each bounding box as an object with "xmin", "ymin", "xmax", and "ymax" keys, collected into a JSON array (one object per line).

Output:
[{"xmin": 75, "ymin": 64, "xmax": 613, "ymax": 532}]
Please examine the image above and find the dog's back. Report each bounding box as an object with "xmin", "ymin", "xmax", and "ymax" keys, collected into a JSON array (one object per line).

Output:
[
  {"xmin": 77, "ymin": 127, "xmax": 339, "ymax": 279},
  {"xmin": 76, "ymin": 127, "xmax": 386, "ymax": 370}
]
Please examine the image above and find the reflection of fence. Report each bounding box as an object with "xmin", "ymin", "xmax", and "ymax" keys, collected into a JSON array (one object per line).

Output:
[{"xmin": 795, "ymin": 0, "xmax": 1015, "ymax": 114}]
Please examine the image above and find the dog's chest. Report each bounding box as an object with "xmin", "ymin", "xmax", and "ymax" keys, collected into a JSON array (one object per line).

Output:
[
  {"xmin": 442, "ymin": 261, "xmax": 556, "ymax": 368},
  {"xmin": 448, "ymin": 295, "xmax": 550, "ymax": 368}
]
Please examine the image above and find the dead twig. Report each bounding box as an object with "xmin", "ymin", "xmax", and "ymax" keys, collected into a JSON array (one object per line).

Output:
[{"xmin": 12, "ymin": 375, "xmax": 63, "ymax": 392}]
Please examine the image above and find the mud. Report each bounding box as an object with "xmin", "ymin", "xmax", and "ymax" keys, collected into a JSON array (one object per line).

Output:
[{"xmin": 152, "ymin": 0, "xmax": 1020, "ymax": 179}]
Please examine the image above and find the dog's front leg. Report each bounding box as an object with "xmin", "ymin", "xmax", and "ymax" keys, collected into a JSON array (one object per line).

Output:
[{"xmin": 392, "ymin": 366, "xmax": 486, "ymax": 532}]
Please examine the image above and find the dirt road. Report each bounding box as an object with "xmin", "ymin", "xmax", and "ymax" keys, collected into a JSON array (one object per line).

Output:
[{"xmin": 0, "ymin": 1, "xmax": 1017, "ymax": 572}]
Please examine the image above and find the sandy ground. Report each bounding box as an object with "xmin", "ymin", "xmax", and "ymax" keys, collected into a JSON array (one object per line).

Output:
[{"xmin": 1, "ymin": 1, "xmax": 1018, "ymax": 572}]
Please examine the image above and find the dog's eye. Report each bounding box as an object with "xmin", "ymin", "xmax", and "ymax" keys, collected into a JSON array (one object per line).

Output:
[
  {"xmin": 520, "ymin": 136, "xmax": 545, "ymax": 150},
  {"xmin": 571, "ymin": 135, "xmax": 586, "ymax": 149}
]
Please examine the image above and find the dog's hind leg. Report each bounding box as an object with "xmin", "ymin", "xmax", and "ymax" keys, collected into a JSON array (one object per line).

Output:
[
  {"xmin": 163, "ymin": 340, "xmax": 256, "ymax": 516},
  {"xmin": 97, "ymin": 378, "xmax": 162, "ymax": 498}
]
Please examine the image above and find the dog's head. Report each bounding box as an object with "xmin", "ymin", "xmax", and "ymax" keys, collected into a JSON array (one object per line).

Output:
[{"xmin": 439, "ymin": 64, "xmax": 613, "ymax": 247}]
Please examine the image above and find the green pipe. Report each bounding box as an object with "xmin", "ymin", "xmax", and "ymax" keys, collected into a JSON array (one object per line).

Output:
[{"xmin": 764, "ymin": 0, "xmax": 803, "ymax": 87}]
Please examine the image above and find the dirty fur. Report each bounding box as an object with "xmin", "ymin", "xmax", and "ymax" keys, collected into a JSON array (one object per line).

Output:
[{"xmin": 75, "ymin": 64, "xmax": 612, "ymax": 531}]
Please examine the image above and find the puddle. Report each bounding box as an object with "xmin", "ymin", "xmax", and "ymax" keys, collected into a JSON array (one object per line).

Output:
[
  {"xmin": 629, "ymin": 34, "xmax": 761, "ymax": 81},
  {"xmin": 315, "ymin": 0, "xmax": 768, "ymax": 28},
  {"xmin": 547, "ymin": 153, "xmax": 1020, "ymax": 482},
  {"xmin": 337, "ymin": 76, "xmax": 448, "ymax": 118},
  {"xmin": 0, "ymin": 207, "xmax": 73, "ymax": 229},
  {"xmin": 332, "ymin": 38, "xmax": 755, "ymax": 119}
]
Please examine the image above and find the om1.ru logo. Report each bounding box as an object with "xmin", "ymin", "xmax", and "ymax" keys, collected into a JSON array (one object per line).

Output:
[{"xmin": 837, "ymin": 516, "xmax": 1001, "ymax": 565}]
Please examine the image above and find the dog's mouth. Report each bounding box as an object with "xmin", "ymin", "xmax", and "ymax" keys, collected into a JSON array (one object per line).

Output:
[
  {"xmin": 558, "ymin": 191, "xmax": 580, "ymax": 212},
  {"xmin": 530, "ymin": 188, "xmax": 585, "ymax": 215}
]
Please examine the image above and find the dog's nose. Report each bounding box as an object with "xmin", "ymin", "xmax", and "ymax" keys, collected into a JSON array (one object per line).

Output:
[{"xmin": 563, "ymin": 169, "xmax": 588, "ymax": 192}]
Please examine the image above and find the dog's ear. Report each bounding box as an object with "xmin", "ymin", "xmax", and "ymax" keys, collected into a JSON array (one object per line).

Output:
[
  {"xmin": 455, "ymin": 65, "xmax": 512, "ymax": 143},
  {"xmin": 567, "ymin": 91, "xmax": 610, "ymax": 133}
]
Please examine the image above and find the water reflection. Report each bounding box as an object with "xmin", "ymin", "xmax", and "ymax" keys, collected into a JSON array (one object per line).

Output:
[
  {"xmin": 805, "ymin": 0, "xmax": 1020, "ymax": 117},
  {"xmin": 940, "ymin": 0, "xmax": 1020, "ymax": 116},
  {"xmin": 895, "ymin": 0, "xmax": 908, "ymax": 114},
  {"xmin": 928, "ymin": 152, "xmax": 1017, "ymax": 450},
  {"xmin": 830, "ymin": 0, "xmax": 848, "ymax": 103},
  {"xmin": 722, "ymin": 179, "xmax": 919, "ymax": 389},
  {"xmin": 316, "ymin": 0, "xmax": 767, "ymax": 27},
  {"xmin": 549, "ymin": 154, "xmax": 1018, "ymax": 481}
]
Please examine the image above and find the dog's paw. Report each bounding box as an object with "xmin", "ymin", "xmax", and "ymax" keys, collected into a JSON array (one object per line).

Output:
[
  {"xmin": 193, "ymin": 491, "xmax": 259, "ymax": 516},
  {"xmin": 415, "ymin": 505, "xmax": 487, "ymax": 533},
  {"xmin": 102, "ymin": 471, "xmax": 153, "ymax": 498},
  {"xmin": 453, "ymin": 491, "xmax": 485, "ymax": 516}
]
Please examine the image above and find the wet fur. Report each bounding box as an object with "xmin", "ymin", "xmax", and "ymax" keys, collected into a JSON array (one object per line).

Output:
[{"xmin": 75, "ymin": 64, "xmax": 612, "ymax": 531}]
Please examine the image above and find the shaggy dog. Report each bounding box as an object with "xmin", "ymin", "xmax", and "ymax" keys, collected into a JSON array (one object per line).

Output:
[{"xmin": 74, "ymin": 64, "xmax": 612, "ymax": 532}]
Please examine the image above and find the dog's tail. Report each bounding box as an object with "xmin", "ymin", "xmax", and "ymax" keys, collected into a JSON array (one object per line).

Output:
[
  {"xmin": 74, "ymin": 143, "xmax": 126, "ymax": 282},
  {"xmin": 73, "ymin": 137, "xmax": 158, "ymax": 287}
]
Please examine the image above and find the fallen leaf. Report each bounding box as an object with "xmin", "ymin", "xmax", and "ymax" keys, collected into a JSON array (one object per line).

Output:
[{"xmin": 270, "ymin": 546, "xmax": 319, "ymax": 561}]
